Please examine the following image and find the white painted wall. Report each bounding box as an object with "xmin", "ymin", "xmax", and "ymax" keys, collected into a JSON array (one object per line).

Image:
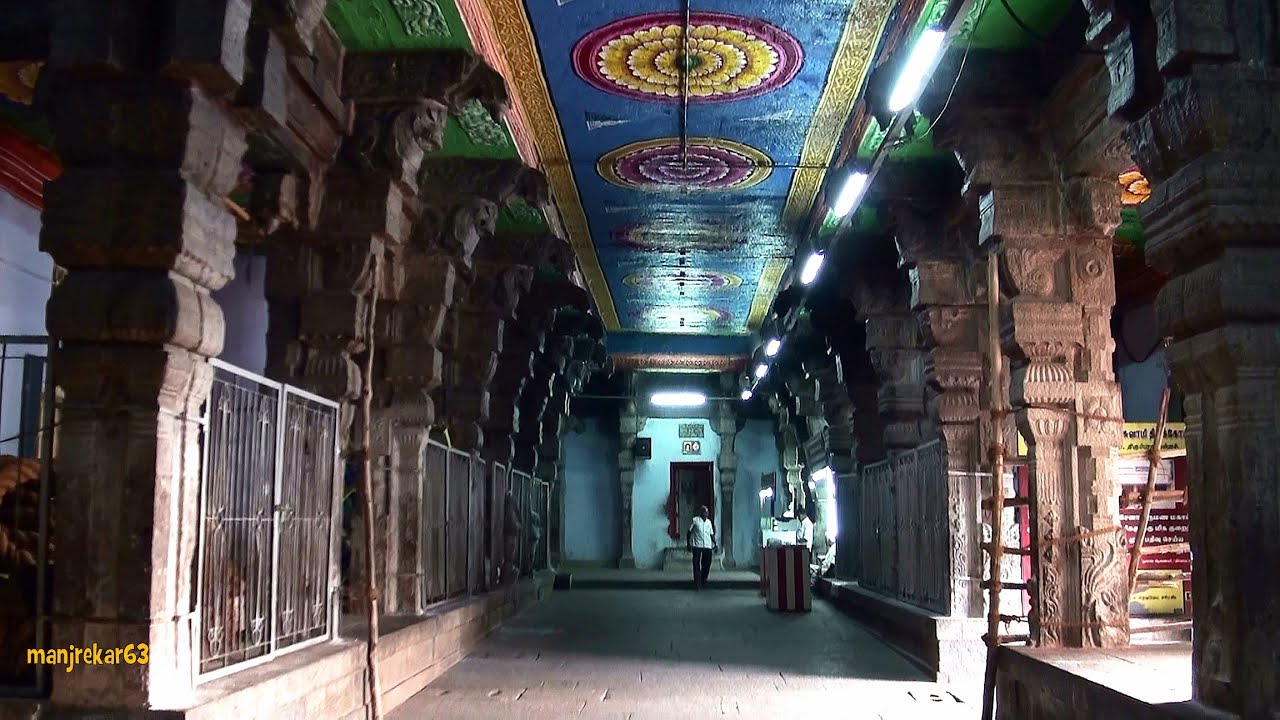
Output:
[
  {"xmin": 562, "ymin": 417, "xmax": 620, "ymax": 564},
  {"xmin": 632, "ymin": 417, "xmax": 720, "ymax": 569},
  {"xmin": 733, "ymin": 420, "xmax": 781, "ymax": 569},
  {"xmin": 0, "ymin": 190, "xmax": 52, "ymax": 456}
]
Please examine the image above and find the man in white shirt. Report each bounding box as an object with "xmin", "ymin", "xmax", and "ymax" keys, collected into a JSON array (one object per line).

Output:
[
  {"xmin": 795, "ymin": 506, "xmax": 814, "ymax": 550},
  {"xmin": 686, "ymin": 505, "xmax": 716, "ymax": 589}
]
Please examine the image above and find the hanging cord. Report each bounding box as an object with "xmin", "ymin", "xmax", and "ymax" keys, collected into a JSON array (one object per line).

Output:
[{"xmin": 359, "ymin": 250, "xmax": 385, "ymax": 720}]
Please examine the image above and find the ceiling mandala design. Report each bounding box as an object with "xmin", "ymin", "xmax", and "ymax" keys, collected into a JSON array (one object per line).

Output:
[
  {"xmin": 572, "ymin": 12, "xmax": 804, "ymax": 103},
  {"xmin": 467, "ymin": 0, "xmax": 898, "ymax": 345},
  {"xmin": 622, "ymin": 268, "xmax": 744, "ymax": 291},
  {"xmin": 598, "ymin": 137, "xmax": 773, "ymax": 192},
  {"xmin": 634, "ymin": 306, "xmax": 734, "ymax": 332},
  {"xmin": 612, "ymin": 224, "xmax": 742, "ymax": 252}
]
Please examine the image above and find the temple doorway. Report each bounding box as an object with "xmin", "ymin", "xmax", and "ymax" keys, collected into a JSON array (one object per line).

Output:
[{"xmin": 669, "ymin": 462, "xmax": 714, "ymax": 540}]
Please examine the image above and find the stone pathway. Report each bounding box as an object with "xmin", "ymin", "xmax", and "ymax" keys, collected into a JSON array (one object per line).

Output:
[{"xmin": 390, "ymin": 589, "xmax": 978, "ymax": 719}]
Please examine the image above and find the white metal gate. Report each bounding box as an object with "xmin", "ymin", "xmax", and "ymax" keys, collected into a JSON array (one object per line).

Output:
[{"xmin": 195, "ymin": 359, "xmax": 340, "ymax": 679}]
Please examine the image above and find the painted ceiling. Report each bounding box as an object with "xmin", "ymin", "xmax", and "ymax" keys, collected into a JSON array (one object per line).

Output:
[{"xmin": 466, "ymin": 0, "xmax": 906, "ymax": 357}]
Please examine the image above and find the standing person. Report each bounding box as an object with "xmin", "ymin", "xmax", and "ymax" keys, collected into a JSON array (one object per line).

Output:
[{"xmin": 686, "ymin": 505, "xmax": 716, "ymax": 590}]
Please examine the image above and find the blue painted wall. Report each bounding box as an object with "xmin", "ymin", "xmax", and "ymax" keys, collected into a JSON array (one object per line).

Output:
[
  {"xmin": 563, "ymin": 418, "xmax": 621, "ymax": 564},
  {"xmin": 213, "ymin": 251, "xmax": 268, "ymax": 376},
  {"xmin": 0, "ymin": 190, "xmax": 51, "ymax": 456},
  {"xmin": 733, "ymin": 419, "xmax": 780, "ymax": 569},
  {"xmin": 632, "ymin": 417, "xmax": 721, "ymax": 569}
]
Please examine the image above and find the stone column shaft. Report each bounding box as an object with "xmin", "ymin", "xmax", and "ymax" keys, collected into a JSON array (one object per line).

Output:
[{"xmin": 42, "ymin": 35, "xmax": 249, "ymax": 708}]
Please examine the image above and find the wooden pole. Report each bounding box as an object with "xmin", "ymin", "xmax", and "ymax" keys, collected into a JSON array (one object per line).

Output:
[
  {"xmin": 1128, "ymin": 387, "xmax": 1172, "ymax": 596},
  {"xmin": 980, "ymin": 250, "xmax": 1006, "ymax": 720},
  {"xmin": 360, "ymin": 251, "xmax": 385, "ymax": 720}
]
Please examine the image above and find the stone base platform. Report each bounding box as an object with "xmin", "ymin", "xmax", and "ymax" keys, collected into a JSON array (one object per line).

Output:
[
  {"xmin": 661, "ymin": 547, "xmax": 725, "ymax": 572},
  {"xmin": 814, "ymin": 577, "xmax": 987, "ymax": 690},
  {"xmin": 0, "ymin": 576, "xmax": 552, "ymax": 720},
  {"xmin": 995, "ymin": 643, "xmax": 1236, "ymax": 719},
  {"xmin": 557, "ymin": 567, "xmax": 759, "ymax": 590}
]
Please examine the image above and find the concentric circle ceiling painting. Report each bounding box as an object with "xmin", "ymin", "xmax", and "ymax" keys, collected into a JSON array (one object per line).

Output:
[
  {"xmin": 622, "ymin": 269, "xmax": 744, "ymax": 291},
  {"xmin": 573, "ymin": 12, "xmax": 804, "ymax": 103},
  {"xmin": 598, "ymin": 137, "xmax": 773, "ymax": 191},
  {"xmin": 634, "ymin": 306, "xmax": 734, "ymax": 332},
  {"xmin": 612, "ymin": 224, "xmax": 743, "ymax": 252}
]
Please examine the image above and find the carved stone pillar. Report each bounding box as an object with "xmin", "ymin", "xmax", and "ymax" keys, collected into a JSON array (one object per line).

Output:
[
  {"xmin": 40, "ymin": 3, "xmax": 253, "ymax": 706},
  {"xmin": 618, "ymin": 395, "xmax": 641, "ymax": 568},
  {"xmin": 714, "ymin": 394, "xmax": 738, "ymax": 568},
  {"xmin": 1080, "ymin": 3, "xmax": 1280, "ymax": 711},
  {"xmin": 938, "ymin": 87, "xmax": 1129, "ymax": 647},
  {"xmin": 847, "ymin": 244, "xmax": 933, "ymax": 453},
  {"xmin": 379, "ymin": 424, "xmax": 428, "ymax": 614},
  {"xmin": 894, "ymin": 202, "xmax": 986, "ymax": 617}
]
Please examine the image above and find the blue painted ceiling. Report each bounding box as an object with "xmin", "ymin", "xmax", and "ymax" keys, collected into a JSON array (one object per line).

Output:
[{"xmin": 519, "ymin": 0, "xmax": 895, "ymax": 354}]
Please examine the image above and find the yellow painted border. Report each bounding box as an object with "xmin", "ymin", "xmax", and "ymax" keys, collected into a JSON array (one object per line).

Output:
[
  {"xmin": 474, "ymin": 0, "xmax": 620, "ymax": 329},
  {"xmin": 781, "ymin": 0, "xmax": 896, "ymax": 222},
  {"xmin": 747, "ymin": 258, "xmax": 790, "ymax": 329}
]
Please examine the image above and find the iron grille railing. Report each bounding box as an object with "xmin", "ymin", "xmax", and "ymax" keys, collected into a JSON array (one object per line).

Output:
[
  {"xmin": 0, "ymin": 336, "xmax": 55, "ymax": 698},
  {"xmin": 422, "ymin": 441, "xmax": 449, "ymax": 603},
  {"xmin": 195, "ymin": 359, "xmax": 340, "ymax": 679}
]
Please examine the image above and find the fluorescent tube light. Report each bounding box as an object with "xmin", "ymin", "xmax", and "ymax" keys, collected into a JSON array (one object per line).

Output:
[
  {"xmin": 764, "ymin": 338, "xmax": 782, "ymax": 357},
  {"xmin": 832, "ymin": 170, "xmax": 869, "ymax": 218},
  {"xmin": 740, "ymin": 389, "xmax": 753, "ymax": 401},
  {"xmin": 754, "ymin": 363, "xmax": 769, "ymax": 379},
  {"xmin": 650, "ymin": 391, "xmax": 706, "ymax": 407},
  {"xmin": 799, "ymin": 252, "xmax": 825, "ymax": 285},
  {"xmin": 812, "ymin": 467, "xmax": 835, "ymax": 484},
  {"xmin": 888, "ymin": 27, "xmax": 946, "ymax": 112}
]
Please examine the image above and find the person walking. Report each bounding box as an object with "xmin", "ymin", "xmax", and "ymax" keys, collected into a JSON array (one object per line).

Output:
[{"xmin": 686, "ymin": 505, "xmax": 716, "ymax": 590}]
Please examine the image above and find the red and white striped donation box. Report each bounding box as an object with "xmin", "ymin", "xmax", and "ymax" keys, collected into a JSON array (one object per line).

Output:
[{"xmin": 763, "ymin": 545, "xmax": 811, "ymax": 612}]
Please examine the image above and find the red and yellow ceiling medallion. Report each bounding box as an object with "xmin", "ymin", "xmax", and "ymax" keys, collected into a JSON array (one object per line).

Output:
[
  {"xmin": 573, "ymin": 12, "xmax": 804, "ymax": 103},
  {"xmin": 1120, "ymin": 168, "xmax": 1151, "ymax": 206},
  {"xmin": 622, "ymin": 268, "xmax": 743, "ymax": 291}
]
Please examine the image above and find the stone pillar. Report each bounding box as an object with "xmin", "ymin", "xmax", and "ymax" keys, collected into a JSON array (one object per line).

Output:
[
  {"xmin": 40, "ymin": 2, "xmax": 253, "ymax": 706},
  {"xmin": 1081, "ymin": 2, "xmax": 1280, "ymax": 711},
  {"xmin": 853, "ymin": 253, "xmax": 933, "ymax": 452},
  {"xmin": 894, "ymin": 201, "xmax": 986, "ymax": 617},
  {"xmin": 713, "ymin": 391, "xmax": 738, "ymax": 567},
  {"xmin": 618, "ymin": 396, "xmax": 641, "ymax": 568},
  {"xmin": 938, "ymin": 83, "xmax": 1129, "ymax": 647}
]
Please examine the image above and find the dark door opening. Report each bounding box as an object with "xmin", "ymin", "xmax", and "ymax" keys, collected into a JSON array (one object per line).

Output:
[{"xmin": 667, "ymin": 462, "xmax": 714, "ymax": 540}]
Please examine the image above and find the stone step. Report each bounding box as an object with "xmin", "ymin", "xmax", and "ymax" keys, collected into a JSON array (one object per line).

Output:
[{"xmin": 661, "ymin": 546, "xmax": 724, "ymax": 572}]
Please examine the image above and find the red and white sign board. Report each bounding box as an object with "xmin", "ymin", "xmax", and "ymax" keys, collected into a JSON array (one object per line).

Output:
[{"xmin": 764, "ymin": 545, "xmax": 811, "ymax": 612}]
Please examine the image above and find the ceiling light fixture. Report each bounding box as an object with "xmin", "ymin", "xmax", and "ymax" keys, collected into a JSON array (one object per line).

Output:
[
  {"xmin": 650, "ymin": 391, "xmax": 706, "ymax": 407},
  {"xmin": 754, "ymin": 363, "xmax": 769, "ymax": 379},
  {"xmin": 764, "ymin": 338, "xmax": 782, "ymax": 357},
  {"xmin": 799, "ymin": 252, "xmax": 825, "ymax": 285},
  {"xmin": 832, "ymin": 170, "xmax": 870, "ymax": 218},
  {"xmin": 888, "ymin": 27, "xmax": 946, "ymax": 112},
  {"xmin": 812, "ymin": 467, "xmax": 835, "ymax": 485},
  {"xmin": 740, "ymin": 389, "xmax": 753, "ymax": 401}
]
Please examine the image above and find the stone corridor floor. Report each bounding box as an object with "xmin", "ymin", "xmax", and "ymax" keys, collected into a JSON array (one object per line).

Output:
[{"xmin": 389, "ymin": 589, "xmax": 978, "ymax": 719}]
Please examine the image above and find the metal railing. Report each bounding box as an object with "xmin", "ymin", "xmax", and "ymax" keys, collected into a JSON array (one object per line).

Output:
[
  {"xmin": 195, "ymin": 359, "xmax": 340, "ymax": 680},
  {"xmin": 0, "ymin": 336, "xmax": 55, "ymax": 698},
  {"xmin": 417, "ymin": 441, "xmax": 508, "ymax": 606}
]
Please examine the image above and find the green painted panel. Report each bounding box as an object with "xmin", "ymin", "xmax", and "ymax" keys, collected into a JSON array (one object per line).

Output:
[
  {"xmin": 1114, "ymin": 206, "xmax": 1146, "ymax": 249},
  {"xmin": 326, "ymin": 0, "xmax": 472, "ymax": 51},
  {"xmin": 497, "ymin": 197, "xmax": 550, "ymax": 234},
  {"xmin": 965, "ymin": 0, "xmax": 1074, "ymax": 49},
  {"xmin": 431, "ymin": 113, "xmax": 518, "ymax": 159},
  {"xmin": 856, "ymin": 112, "xmax": 940, "ymax": 160}
]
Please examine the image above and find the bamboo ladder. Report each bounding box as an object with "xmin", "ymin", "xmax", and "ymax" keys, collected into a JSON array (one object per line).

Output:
[{"xmin": 979, "ymin": 251, "xmax": 1027, "ymax": 720}]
